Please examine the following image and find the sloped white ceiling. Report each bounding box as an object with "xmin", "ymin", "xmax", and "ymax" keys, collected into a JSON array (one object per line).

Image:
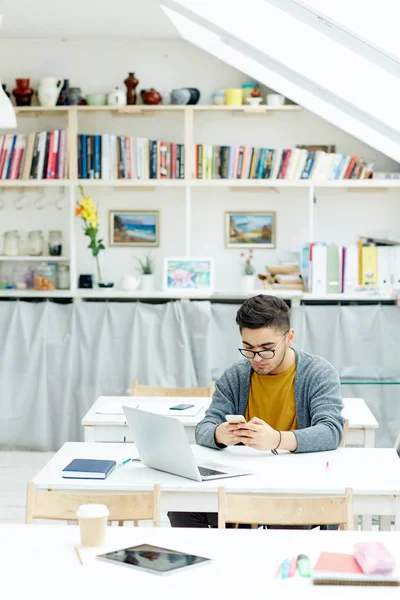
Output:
[{"xmin": 162, "ymin": 0, "xmax": 400, "ymax": 163}]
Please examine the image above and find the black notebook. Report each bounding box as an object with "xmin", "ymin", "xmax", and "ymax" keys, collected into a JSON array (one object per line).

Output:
[{"xmin": 62, "ymin": 458, "xmax": 116, "ymax": 479}]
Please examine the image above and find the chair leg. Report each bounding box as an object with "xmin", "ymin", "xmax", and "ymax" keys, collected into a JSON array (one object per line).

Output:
[
  {"xmin": 134, "ymin": 520, "xmax": 139, "ymax": 527},
  {"xmin": 118, "ymin": 520, "xmax": 124, "ymax": 527}
]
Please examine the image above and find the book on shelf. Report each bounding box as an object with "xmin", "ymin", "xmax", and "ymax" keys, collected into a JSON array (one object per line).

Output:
[
  {"xmin": 372, "ymin": 172, "xmax": 400, "ymax": 180},
  {"xmin": 77, "ymin": 135, "xmax": 185, "ymax": 180},
  {"xmin": 194, "ymin": 144, "xmax": 373, "ymax": 180},
  {"xmin": 0, "ymin": 130, "xmax": 68, "ymax": 180}
]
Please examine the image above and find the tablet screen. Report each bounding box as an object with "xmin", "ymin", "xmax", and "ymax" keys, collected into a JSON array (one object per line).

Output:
[{"xmin": 97, "ymin": 543, "xmax": 211, "ymax": 575}]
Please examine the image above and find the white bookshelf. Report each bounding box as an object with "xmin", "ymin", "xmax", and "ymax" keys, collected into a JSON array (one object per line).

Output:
[
  {"xmin": 0, "ymin": 256, "xmax": 69, "ymax": 262},
  {"xmin": 0, "ymin": 288, "xmax": 394, "ymax": 302},
  {"xmin": 1, "ymin": 104, "xmax": 397, "ymax": 297}
]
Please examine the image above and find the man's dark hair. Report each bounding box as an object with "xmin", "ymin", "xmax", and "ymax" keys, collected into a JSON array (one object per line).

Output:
[{"xmin": 235, "ymin": 294, "xmax": 290, "ymax": 332}]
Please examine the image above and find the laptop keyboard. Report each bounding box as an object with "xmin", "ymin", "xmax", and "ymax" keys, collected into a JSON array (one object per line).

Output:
[{"xmin": 198, "ymin": 466, "xmax": 226, "ymax": 477}]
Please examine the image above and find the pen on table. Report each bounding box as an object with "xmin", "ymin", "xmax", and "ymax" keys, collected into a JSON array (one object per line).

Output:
[
  {"xmin": 274, "ymin": 562, "xmax": 282, "ymax": 579},
  {"xmin": 297, "ymin": 554, "xmax": 311, "ymax": 577},
  {"xmin": 135, "ymin": 404, "xmax": 140, "ymax": 409},
  {"xmin": 74, "ymin": 546, "xmax": 83, "ymax": 566},
  {"xmin": 116, "ymin": 458, "xmax": 132, "ymax": 468}
]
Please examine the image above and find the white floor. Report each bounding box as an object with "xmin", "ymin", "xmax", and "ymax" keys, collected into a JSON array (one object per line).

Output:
[{"xmin": 0, "ymin": 451, "xmax": 54, "ymax": 523}]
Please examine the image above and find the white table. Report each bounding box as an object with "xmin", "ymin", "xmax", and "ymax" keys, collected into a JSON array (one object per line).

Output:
[
  {"xmin": 32, "ymin": 443, "xmax": 400, "ymax": 530},
  {"xmin": 82, "ymin": 396, "xmax": 378, "ymax": 447},
  {"xmin": 342, "ymin": 397, "xmax": 378, "ymax": 448},
  {"xmin": 2, "ymin": 525, "xmax": 400, "ymax": 600},
  {"xmin": 82, "ymin": 396, "xmax": 207, "ymax": 444}
]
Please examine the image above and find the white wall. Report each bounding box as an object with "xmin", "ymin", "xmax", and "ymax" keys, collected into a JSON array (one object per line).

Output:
[{"xmin": 0, "ymin": 39, "xmax": 399, "ymax": 291}]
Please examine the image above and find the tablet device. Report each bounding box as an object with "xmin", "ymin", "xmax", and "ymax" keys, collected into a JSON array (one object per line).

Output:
[{"xmin": 97, "ymin": 543, "xmax": 211, "ymax": 575}]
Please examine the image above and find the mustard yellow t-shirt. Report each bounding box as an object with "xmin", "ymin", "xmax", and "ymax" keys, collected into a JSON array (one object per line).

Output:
[{"xmin": 245, "ymin": 362, "xmax": 297, "ymax": 431}]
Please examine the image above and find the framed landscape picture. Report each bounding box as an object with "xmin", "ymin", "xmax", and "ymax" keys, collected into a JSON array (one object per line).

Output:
[
  {"xmin": 225, "ymin": 211, "xmax": 276, "ymax": 248},
  {"xmin": 164, "ymin": 257, "xmax": 214, "ymax": 294},
  {"xmin": 109, "ymin": 210, "xmax": 160, "ymax": 247}
]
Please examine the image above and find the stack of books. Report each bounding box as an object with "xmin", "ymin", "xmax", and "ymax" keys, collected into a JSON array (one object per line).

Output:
[
  {"xmin": 194, "ymin": 143, "xmax": 373, "ymax": 180},
  {"xmin": 77, "ymin": 135, "xmax": 185, "ymax": 180},
  {"xmin": 0, "ymin": 131, "xmax": 68, "ymax": 180}
]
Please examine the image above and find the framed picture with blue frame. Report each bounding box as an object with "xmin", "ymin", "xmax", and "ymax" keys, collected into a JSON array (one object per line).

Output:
[{"xmin": 163, "ymin": 257, "xmax": 214, "ymax": 294}]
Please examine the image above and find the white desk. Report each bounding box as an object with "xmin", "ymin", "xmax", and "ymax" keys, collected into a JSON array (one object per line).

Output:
[
  {"xmin": 32, "ymin": 443, "xmax": 400, "ymax": 530},
  {"xmin": 2, "ymin": 526, "xmax": 400, "ymax": 600},
  {"xmin": 82, "ymin": 396, "xmax": 378, "ymax": 447},
  {"xmin": 2, "ymin": 525, "xmax": 400, "ymax": 599}
]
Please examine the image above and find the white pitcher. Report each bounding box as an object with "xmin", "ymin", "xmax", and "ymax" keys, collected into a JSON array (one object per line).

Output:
[{"xmin": 38, "ymin": 77, "xmax": 64, "ymax": 107}]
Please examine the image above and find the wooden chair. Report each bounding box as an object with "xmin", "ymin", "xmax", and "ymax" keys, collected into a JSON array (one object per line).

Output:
[
  {"xmin": 338, "ymin": 418, "xmax": 349, "ymax": 448},
  {"xmin": 25, "ymin": 482, "xmax": 160, "ymax": 527},
  {"xmin": 131, "ymin": 380, "xmax": 215, "ymax": 397},
  {"xmin": 218, "ymin": 487, "xmax": 354, "ymax": 530}
]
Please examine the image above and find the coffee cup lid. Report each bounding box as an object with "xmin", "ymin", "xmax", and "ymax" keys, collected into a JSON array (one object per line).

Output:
[{"xmin": 76, "ymin": 504, "xmax": 110, "ymax": 519}]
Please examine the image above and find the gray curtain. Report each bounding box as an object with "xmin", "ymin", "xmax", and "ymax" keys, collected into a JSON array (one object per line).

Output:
[{"xmin": 0, "ymin": 300, "xmax": 399, "ymax": 450}]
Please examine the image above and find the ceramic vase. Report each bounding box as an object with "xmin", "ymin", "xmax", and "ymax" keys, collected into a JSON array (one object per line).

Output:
[
  {"xmin": 12, "ymin": 78, "xmax": 34, "ymax": 107},
  {"xmin": 124, "ymin": 72, "xmax": 139, "ymax": 105},
  {"xmin": 37, "ymin": 77, "xmax": 64, "ymax": 107}
]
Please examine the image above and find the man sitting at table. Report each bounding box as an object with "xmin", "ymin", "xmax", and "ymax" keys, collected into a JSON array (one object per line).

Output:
[{"xmin": 168, "ymin": 294, "xmax": 344, "ymax": 528}]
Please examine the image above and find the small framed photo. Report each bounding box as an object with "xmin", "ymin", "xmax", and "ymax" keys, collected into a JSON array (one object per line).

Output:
[
  {"xmin": 225, "ymin": 211, "xmax": 276, "ymax": 248},
  {"xmin": 109, "ymin": 210, "xmax": 160, "ymax": 247},
  {"xmin": 164, "ymin": 257, "xmax": 214, "ymax": 294}
]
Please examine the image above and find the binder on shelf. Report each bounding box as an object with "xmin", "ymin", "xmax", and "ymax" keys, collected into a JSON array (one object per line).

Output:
[
  {"xmin": 343, "ymin": 245, "xmax": 359, "ymax": 293},
  {"xmin": 311, "ymin": 244, "xmax": 327, "ymax": 294},
  {"xmin": 361, "ymin": 246, "xmax": 378, "ymax": 287},
  {"xmin": 326, "ymin": 244, "xmax": 340, "ymax": 293},
  {"xmin": 377, "ymin": 246, "xmax": 393, "ymax": 293}
]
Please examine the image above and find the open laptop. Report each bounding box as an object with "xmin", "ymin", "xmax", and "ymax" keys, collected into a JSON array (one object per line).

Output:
[{"xmin": 123, "ymin": 406, "xmax": 251, "ymax": 482}]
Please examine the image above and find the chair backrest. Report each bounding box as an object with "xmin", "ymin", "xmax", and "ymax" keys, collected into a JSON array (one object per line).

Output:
[
  {"xmin": 25, "ymin": 482, "xmax": 160, "ymax": 526},
  {"xmin": 218, "ymin": 487, "xmax": 354, "ymax": 530},
  {"xmin": 338, "ymin": 419, "xmax": 349, "ymax": 448},
  {"xmin": 131, "ymin": 380, "xmax": 215, "ymax": 397}
]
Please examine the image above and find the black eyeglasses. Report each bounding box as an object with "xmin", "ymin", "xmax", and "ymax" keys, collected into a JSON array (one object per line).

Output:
[{"xmin": 238, "ymin": 330, "xmax": 289, "ymax": 360}]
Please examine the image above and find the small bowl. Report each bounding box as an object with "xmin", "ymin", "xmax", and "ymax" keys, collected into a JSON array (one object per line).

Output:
[
  {"xmin": 86, "ymin": 93, "xmax": 107, "ymax": 106},
  {"xmin": 98, "ymin": 282, "xmax": 114, "ymax": 288},
  {"xmin": 246, "ymin": 97, "xmax": 263, "ymax": 106}
]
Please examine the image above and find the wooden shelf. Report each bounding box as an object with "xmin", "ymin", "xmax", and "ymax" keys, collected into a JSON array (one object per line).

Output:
[
  {"xmin": 15, "ymin": 104, "xmax": 302, "ymax": 115},
  {"xmin": 1, "ymin": 178, "xmax": 398, "ymax": 189},
  {"xmin": 0, "ymin": 256, "xmax": 69, "ymax": 262}
]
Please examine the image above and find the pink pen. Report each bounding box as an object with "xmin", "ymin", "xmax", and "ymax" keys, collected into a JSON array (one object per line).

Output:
[{"xmin": 288, "ymin": 556, "xmax": 298, "ymax": 577}]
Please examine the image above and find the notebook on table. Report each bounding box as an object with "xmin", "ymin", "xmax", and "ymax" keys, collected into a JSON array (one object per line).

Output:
[
  {"xmin": 62, "ymin": 458, "xmax": 116, "ymax": 480},
  {"xmin": 312, "ymin": 552, "xmax": 400, "ymax": 586}
]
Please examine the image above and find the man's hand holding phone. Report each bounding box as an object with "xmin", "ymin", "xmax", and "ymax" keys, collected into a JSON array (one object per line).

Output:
[{"xmin": 214, "ymin": 415, "xmax": 246, "ymax": 446}]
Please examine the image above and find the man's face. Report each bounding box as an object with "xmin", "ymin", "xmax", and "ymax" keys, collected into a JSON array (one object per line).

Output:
[{"xmin": 240, "ymin": 326, "xmax": 293, "ymax": 375}]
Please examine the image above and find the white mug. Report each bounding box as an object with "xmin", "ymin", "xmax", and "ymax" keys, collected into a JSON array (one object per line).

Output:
[{"xmin": 266, "ymin": 93, "xmax": 285, "ymax": 107}]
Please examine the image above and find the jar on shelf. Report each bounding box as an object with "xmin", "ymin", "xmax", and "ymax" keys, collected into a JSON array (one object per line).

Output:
[
  {"xmin": 12, "ymin": 265, "xmax": 29, "ymax": 289},
  {"xmin": 49, "ymin": 230, "xmax": 63, "ymax": 256},
  {"xmin": 241, "ymin": 82, "xmax": 259, "ymax": 104},
  {"xmin": 57, "ymin": 264, "xmax": 70, "ymax": 289},
  {"xmin": 34, "ymin": 262, "xmax": 56, "ymax": 291},
  {"xmin": 27, "ymin": 230, "xmax": 44, "ymax": 256},
  {"xmin": 3, "ymin": 231, "xmax": 21, "ymax": 256}
]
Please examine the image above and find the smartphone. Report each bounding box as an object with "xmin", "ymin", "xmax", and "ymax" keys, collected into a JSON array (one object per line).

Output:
[
  {"xmin": 169, "ymin": 403, "xmax": 195, "ymax": 411},
  {"xmin": 225, "ymin": 414, "xmax": 246, "ymax": 424}
]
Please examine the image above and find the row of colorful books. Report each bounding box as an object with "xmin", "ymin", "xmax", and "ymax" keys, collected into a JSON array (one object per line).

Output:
[
  {"xmin": 0, "ymin": 131, "xmax": 68, "ymax": 180},
  {"xmin": 77, "ymin": 135, "xmax": 186, "ymax": 180},
  {"xmin": 195, "ymin": 145, "xmax": 374, "ymax": 180},
  {"xmin": 300, "ymin": 241, "xmax": 400, "ymax": 294}
]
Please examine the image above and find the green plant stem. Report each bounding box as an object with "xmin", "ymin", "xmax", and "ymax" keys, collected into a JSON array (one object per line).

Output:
[{"xmin": 96, "ymin": 254, "xmax": 102, "ymax": 282}]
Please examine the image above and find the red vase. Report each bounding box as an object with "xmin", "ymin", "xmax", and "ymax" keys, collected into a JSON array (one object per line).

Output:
[
  {"xmin": 13, "ymin": 78, "xmax": 34, "ymax": 106},
  {"xmin": 124, "ymin": 72, "xmax": 139, "ymax": 105}
]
